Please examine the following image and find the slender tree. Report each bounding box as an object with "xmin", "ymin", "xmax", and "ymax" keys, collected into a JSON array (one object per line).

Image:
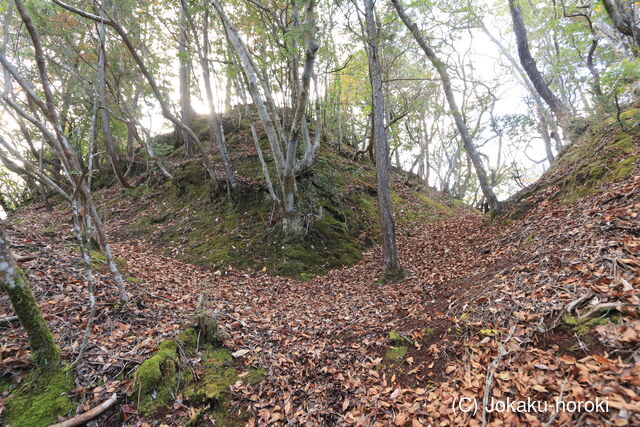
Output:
[
  {"xmin": 53, "ymin": 0, "xmax": 220, "ymax": 189},
  {"xmin": 96, "ymin": 0, "xmax": 131, "ymax": 188},
  {"xmin": 181, "ymin": 1, "xmax": 237, "ymax": 190},
  {"xmin": 601, "ymin": 0, "xmax": 640, "ymax": 53},
  {"xmin": 365, "ymin": 0, "xmax": 403, "ymax": 280},
  {"xmin": 3, "ymin": 0, "xmax": 129, "ymax": 304},
  {"xmin": 178, "ymin": 6, "xmax": 194, "ymax": 157},
  {"xmin": 507, "ymin": 0, "xmax": 574, "ymax": 131},
  {"xmin": 282, "ymin": 0, "xmax": 319, "ymax": 232},
  {"xmin": 391, "ymin": 0, "xmax": 501, "ymax": 212}
]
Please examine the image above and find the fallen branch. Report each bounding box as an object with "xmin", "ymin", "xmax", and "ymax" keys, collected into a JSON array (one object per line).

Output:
[
  {"xmin": 214, "ymin": 310, "xmax": 248, "ymax": 328},
  {"xmin": 578, "ymin": 302, "xmax": 622, "ymax": 322},
  {"xmin": 15, "ymin": 254, "xmax": 36, "ymax": 262},
  {"xmin": 565, "ymin": 292, "xmax": 594, "ymax": 314},
  {"xmin": 48, "ymin": 392, "xmax": 117, "ymax": 427},
  {"xmin": 145, "ymin": 292, "xmax": 176, "ymax": 305},
  {"xmin": 482, "ymin": 324, "xmax": 516, "ymax": 427},
  {"xmin": 0, "ymin": 315, "xmax": 18, "ymax": 325}
]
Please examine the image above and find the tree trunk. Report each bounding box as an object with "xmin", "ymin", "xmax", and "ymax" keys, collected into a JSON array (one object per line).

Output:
[
  {"xmin": 210, "ymin": 0, "xmax": 285, "ymax": 182},
  {"xmin": 0, "ymin": 228, "xmax": 61, "ymax": 368},
  {"xmin": 53, "ymin": 0, "xmax": 219, "ymax": 188},
  {"xmin": 10, "ymin": 0, "xmax": 129, "ymax": 304},
  {"xmin": 282, "ymin": 0, "xmax": 318, "ymax": 233},
  {"xmin": 507, "ymin": 0, "xmax": 573, "ymax": 130},
  {"xmin": 365, "ymin": 0, "xmax": 403, "ymax": 281},
  {"xmin": 96, "ymin": 4, "xmax": 131, "ymax": 188},
  {"xmin": 481, "ymin": 24, "xmax": 563, "ymax": 161},
  {"xmin": 602, "ymin": 0, "xmax": 640, "ymax": 52},
  {"xmin": 179, "ymin": 9, "xmax": 194, "ymax": 157},
  {"xmin": 234, "ymin": 77, "xmax": 280, "ymax": 203},
  {"xmin": 182, "ymin": 3, "xmax": 237, "ymax": 190},
  {"xmin": 392, "ymin": 0, "xmax": 500, "ymax": 212}
]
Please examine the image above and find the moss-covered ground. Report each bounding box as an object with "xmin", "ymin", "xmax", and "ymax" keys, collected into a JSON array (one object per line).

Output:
[
  {"xmin": 554, "ymin": 109, "xmax": 640, "ymax": 202},
  {"xmin": 3, "ymin": 367, "xmax": 76, "ymax": 427},
  {"xmin": 501, "ymin": 108, "xmax": 639, "ymax": 221}
]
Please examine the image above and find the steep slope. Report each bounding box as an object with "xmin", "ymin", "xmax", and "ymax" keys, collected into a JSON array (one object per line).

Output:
[{"xmin": 448, "ymin": 108, "xmax": 639, "ymax": 334}]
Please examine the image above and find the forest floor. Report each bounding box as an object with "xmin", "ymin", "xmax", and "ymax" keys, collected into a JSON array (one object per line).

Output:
[
  {"xmin": 1, "ymin": 116, "xmax": 639, "ymax": 426},
  {"xmin": 1, "ymin": 167, "xmax": 638, "ymax": 426}
]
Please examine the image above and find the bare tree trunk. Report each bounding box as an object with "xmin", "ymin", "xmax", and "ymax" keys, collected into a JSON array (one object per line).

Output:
[
  {"xmin": 0, "ymin": 135, "xmax": 70, "ymax": 200},
  {"xmin": 507, "ymin": 0, "xmax": 573, "ymax": 130},
  {"xmin": 7, "ymin": 0, "xmax": 129, "ymax": 304},
  {"xmin": 0, "ymin": 228, "xmax": 61, "ymax": 368},
  {"xmin": 422, "ymin": 116, "xmax": 431, "ymax": 185},
  {"xmin": 392, "ymin": 0, "xmax": 500, "ymax": 212},
  {"xmin": 282, "ymin": 0, "xmax": 319, "ymax": 233},
  {"xmin": 233, "ymin": 79, "xmax": 279, "ymax": 203},
  {"xmin": 602, "ymin": 0, "xmax": 640, "ymax": 52},
  {"xmin": 70, "ymin": 199, "xmax": 97, "ymax": 368},
  {"xmin": 96, "ymin": 3, "xmax": 131, "ymax": 188},
  {"xmin": 210, "ymin": 0, "xmax": 285, "ymax": 182},
  {"xmin": 53, "ymin": 0, "xmax": 219, "ymax": 188},
  {"xmin": 481, "ymin": 24, "xmax": 563, "ymax": 161},
  {"xmin": 365, "ymin": 0, "xmax": 403, "ymax": 281},
  {"xmin": 178, "ymin": 8, "xmax": 194, "ymax": 157},
  {"xmin": 119, "ymin": 85, "xmax": 173, "ymax": 179},
  {"xmin": 181, "ymin": 3, "xmax": 236, "ymax": 190},
  {"xmin": 532, "ymin": 102, "xmax": 555, "ymax": 165}
]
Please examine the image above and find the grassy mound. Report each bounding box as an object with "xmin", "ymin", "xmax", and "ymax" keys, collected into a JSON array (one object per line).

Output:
[{"xmin": 100, "ymin": 113, "xmax": 466, "ymax": 279}]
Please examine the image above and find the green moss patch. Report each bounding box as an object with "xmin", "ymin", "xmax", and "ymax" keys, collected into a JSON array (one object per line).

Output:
[
  {"xmin": 384, "ymin": 346, "xmax": 408, "ymax": 362},
  {"xmin": 388, "ymin": 330, "xmax": 412, "ymax": 346},
  {"xmin": 125, "ymin": 276, "xmax": 145, "ymax": 284},
  {"xmin": 131, "ymin": 327, "xmax": 264, "ymax": 421},
  {"xmin": 4, "ymin": 367, "xmax": 76, "ymax": 427},
  {"xmin": 563, "ymin": 312, "xmax": 620, "ymax": 336},
  {"xmin": 132, "ymin": 340, "xmax": 180, "ymax": 415},
  {"xmin": 553, "ymin": 111, "xmax": 639, "ymax": 202}
]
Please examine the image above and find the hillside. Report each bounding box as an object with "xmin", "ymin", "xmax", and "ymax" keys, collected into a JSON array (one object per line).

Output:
[
  {"xmin": 90, "ymin": 112, "xmax": 469, "ymax": 279},
  {"xmin": 1, "ymin": 109, "xmax": 637, "ymax": 426},
  {"xmin": 6, "ymin": 0, "xmax": 640, "ymax": 423}
]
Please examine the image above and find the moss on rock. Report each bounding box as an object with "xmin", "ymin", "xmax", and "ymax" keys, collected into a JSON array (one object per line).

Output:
[
  {"xmin": 184, "ymin": 348, "xmax": 237, "ymax": 404},
  {"xmin": 131, "ymin": 327, "xmax": 264, "ymax": 422}
]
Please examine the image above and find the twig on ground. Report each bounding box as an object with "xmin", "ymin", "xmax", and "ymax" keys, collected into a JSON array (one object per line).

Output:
[
  {"xmin": 578, "ymin": 302, "xmax": 622, "ymax": 322},
  {"xmin": 214, "ymin": 310, "xmax": 248, "ymax": 328},
  {"xmin": 565, "ymin": 292, "xmax": 594, "ymax": 314},
  {"xmin": 145, "ymin": 292, "xmax": 177, "ymax": 305},
  {"xmin": 544, "ymin": 378, "xmax": 567, "ymax": 427}
]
